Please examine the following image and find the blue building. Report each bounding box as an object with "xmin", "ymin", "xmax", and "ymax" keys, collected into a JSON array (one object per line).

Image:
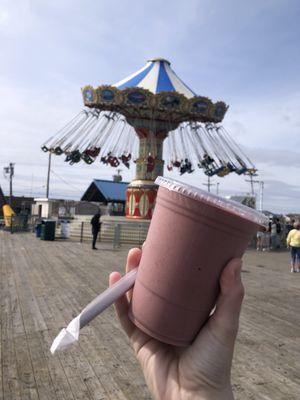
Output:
[{"xmin": 81, "ymin": 179, "xmax": 129, "ymax": 216}]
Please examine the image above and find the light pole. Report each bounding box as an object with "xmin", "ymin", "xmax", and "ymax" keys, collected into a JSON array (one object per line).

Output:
[
  {"xmin": 3, "ymin": 163, "xmax": 14, "ymax": 206},
  {"xmin": 245, "ymin": 173, "xmax": 259, "ymax": 197},
  {"xmin": 259, "ymin": 181, "xmax": 264, "ymax": 212},
  {"xmin": 203, "ymin": 176, "xmax": 215, "ymax": 192},
  {"xmin": 46, "ymin": 152, "xmax": 52, "ymax": 198}
]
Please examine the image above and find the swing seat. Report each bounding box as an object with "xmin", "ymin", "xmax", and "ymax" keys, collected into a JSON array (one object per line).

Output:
[
  {"xmin": 120, "ymin": 154, "xmax": 132, "ymax": 167},
  {"xmin": 68, "ymin": 150, "xmax": 81, "ymax": 164},
  {"xmin": 108, "ymin": 156, "xmax": 120, "ymax": 167},
  {"xmin": 120, "ymin": 153, "xmax": 131, "ymax": 162},
  {"xmin": 172, "ymin": 160, "xmax": 181, "ymax": 168},
  {"xmin": 235, "ymin": 166, "xmax": 248, "ymax": 175},
  {"xmin": 204, "ymin": 167, "xmax": 217, "ymax": 177},
  {"xmin": 180, "ymin": 160, "xmax": 193, "ymax": 175},
  {"xmin": 202, "ymin": 154, "xmax": 214, "ymax": 165},
  {"xmin": 217, "ymin": 167, "xmax": 230, "ymax": 177},
  {"xmin": 82, "ymin": 154, "xmax": 94, "ymax": 164},
  {"xmin": 184, "ymin": 160, "xmax": 193, "ymax": 174},
  {"xmin": 200, "ymin": 156, "xmax": 214, "ymax": 168},
  {"xmin": 147, "ymin": 156, "xmax": 155, "ymax": 172},
  {"xmin": 226, "ymin": 163, "xmax": 236, "ymax": 172},
  {"xmin": 213, "ymin": 166, "xmax": 223, "ymax": 176},
  {"xmin": 120, "ymin": 154, "xmax": 130, "ymax": 168},
  {"xmin": 247, "ymin": 168, "xmax": 257, "ymax": 175},
  {"xmin": 85, "ymin": 147, "xmax": 100, "ymax": 158},
  {"xmin": 54, "ymin": 147, "xmax": 63, "ymax": 155},
  {"xmin": 234, "ymin": 157, "xmax": 248, "ymax": 175}
]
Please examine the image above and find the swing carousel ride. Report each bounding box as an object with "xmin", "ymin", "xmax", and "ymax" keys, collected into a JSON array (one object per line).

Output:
[{"xmin": 42, "ymin": 58, "xmax": 256, "ymax": 219}]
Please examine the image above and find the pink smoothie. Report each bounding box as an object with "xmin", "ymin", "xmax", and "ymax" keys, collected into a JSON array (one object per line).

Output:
[{"xmin": 128, "ymin": 177, "xmax": 267, "ymax": 346}]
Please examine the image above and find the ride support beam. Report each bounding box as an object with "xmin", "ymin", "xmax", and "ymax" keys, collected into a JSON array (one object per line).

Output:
[{"xmin": 125, "ymin": 129, "xmax": 167, "ymax": 219}]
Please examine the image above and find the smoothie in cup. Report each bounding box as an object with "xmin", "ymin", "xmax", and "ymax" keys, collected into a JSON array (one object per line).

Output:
[{"xmin": 129, "ymin": 176, "xmax": 268, "ymax": 346}]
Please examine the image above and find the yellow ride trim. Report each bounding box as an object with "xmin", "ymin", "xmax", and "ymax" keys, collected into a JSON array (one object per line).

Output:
[{"xmin": 3, "ymin": 204, "xmax": 15, "ymax": 228}]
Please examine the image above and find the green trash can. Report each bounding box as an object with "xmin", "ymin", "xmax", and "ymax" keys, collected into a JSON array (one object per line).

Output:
[{"xmin": 40, "ymin": 220, "xmax": 56, "ymax": 241}]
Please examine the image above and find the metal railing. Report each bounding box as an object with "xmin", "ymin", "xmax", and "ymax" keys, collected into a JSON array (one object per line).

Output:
[
  {"xmin": 0, "ymin": 216, "xmax": 149, "ymax": 247},
  {"xmin": 77, "ymin": 220, "xmax": 149, "ymax": 248},
  {"xmin": 1, "ymin": 215, "xmax": 31, "ymax": 233}
]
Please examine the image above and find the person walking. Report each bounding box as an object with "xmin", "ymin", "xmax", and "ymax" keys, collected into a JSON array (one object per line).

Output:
[
  {"xmin": 256, "ymin": 226, "xmax": 265, "ymax": 251},
  {"xmin": 270, "ymin": 219, "xmax": 277, "ymax": 250},
  {"xmin": 286, "ymin": 222, "xmax": 300, "ymax": 273},
  {"xmin": 286, "ymin": 218, "xmax": 295, "ymax": 236},
  {"xmin": 275, "ymin": 218, "xmax": 282, "ymax": 249},
  {"xmin": 263, "ymin": 220, "xmax": 271, "ymax": 251},
  {"xmin": 91, "ymin": 211, "xmax": 101, "ymax": 250}
]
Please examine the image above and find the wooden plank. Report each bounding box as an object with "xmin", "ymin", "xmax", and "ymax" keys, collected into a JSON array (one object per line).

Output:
[
  {"xmin": 40, "ymin": 239, "xmax": 147, "ymax": 399},
  {"xmin": 1, "ymin": 233, "xmax": 299, "ymax": 400},
  {"xmin": 1, "ymin": 235, "xmax": 22, "ymax": 400}
]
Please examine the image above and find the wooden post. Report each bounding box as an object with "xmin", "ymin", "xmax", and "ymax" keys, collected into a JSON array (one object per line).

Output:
[{"xmin": 80, "ymin": 221, "xmax": 84, "ymax": 243}]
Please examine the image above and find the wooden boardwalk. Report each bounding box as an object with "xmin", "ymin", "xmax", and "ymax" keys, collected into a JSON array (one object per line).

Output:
[{"xmin": 0, "ymin": 231, "xmax": 299, "ymax": 400}]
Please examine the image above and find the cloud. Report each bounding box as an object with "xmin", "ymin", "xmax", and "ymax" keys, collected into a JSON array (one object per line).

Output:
[
  {"xmin": 260, "ymin": 179, "xmax": 300, "ymax": 213},
  {"xmin": 225, "ymin": 93, "xmax": 300, "ymax": 149},
  {"xmin": 247, "ymin": 148, "xmax": 300, "ymax": 168},
  {"xmin": 0, "ymin": 1, "xmax": 35, "ymax": 35}
]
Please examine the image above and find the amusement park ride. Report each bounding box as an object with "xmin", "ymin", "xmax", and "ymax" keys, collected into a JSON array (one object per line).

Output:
[
  {"xmin": 42, "ymin": 58, "xmax": 257, "ymax": 219},
  {"xmin": 0, "ymin": 186, "xmax": 15, "ymax": 227}
]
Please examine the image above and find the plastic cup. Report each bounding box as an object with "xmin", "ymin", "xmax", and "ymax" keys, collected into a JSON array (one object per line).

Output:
[{"xmin": 128, "ymin": 176, "xmax": 268, "ymax": 346}]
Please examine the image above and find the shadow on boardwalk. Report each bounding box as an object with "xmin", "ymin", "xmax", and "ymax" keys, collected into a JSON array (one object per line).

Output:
[{"xmin": 0, "ymin": 232, "xmax": 299, "ymax": 399}]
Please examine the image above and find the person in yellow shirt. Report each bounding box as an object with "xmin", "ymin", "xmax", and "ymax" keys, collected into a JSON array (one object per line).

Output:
[{"xmin": 286, "ymin": 222, "xmax": 300, "ymax": 272}]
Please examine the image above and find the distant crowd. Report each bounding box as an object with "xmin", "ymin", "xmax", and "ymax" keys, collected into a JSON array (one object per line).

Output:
[{"xmin": 256, "ymin": 218, "xmax": 297, "ymax": 251}]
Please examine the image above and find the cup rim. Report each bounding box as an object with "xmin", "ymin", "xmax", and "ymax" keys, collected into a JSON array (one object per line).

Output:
[{"xmin": 155, "ymin": 176, "xmax": 268, "ymax": 227}]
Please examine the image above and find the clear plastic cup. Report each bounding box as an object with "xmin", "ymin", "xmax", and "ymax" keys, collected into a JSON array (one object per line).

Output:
[{"xmin": 128, "ymin": 177, "xmax": 268, "ymax": 346}]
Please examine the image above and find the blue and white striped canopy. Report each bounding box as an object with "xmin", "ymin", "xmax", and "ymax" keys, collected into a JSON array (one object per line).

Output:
[{"xmin": 113, "ymin": 58, "xmax": 196, "ymax": 99}]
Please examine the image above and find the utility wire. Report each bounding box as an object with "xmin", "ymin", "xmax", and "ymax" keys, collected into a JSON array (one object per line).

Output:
[{"xmin": 50, "ymin": 169, "xmax": 82, "ymax": 192}]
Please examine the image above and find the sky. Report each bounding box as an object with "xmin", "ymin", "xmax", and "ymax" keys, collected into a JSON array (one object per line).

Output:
[{"xmin": 0, "ymin": 0, "xmax": 300, "ymax": 213}]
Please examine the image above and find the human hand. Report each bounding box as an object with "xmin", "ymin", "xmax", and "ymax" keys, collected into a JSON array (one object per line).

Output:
[{"xmin": 109, "ymin": 248, "xmax": 244, "ymax": 400}]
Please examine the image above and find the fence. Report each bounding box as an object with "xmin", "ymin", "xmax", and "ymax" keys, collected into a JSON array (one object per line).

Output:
[
  {"xmin": 0, "ymin": 215, "xmax": 149, "ymax": 247},
  {"xmin": 75, "ymin": 220, "xmax": 150, "ymax": 248},
  {"xmin": 1, "ymin": 215, "xmax": 33, "ymax": 233},
  {"xmin": 5, "ymin": 216, "xmax": 287, "ymax": 252}
]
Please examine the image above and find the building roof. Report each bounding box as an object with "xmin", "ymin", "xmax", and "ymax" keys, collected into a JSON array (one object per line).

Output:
[
  {"xmin": 113, "ymin": 58, "xmax": 196, "ymax": 98},
  {"xmin": 81, "ymin": 179, "xmax": 128, "ymax": 203}
]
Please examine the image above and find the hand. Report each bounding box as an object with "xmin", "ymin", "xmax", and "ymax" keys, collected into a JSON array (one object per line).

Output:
[{"xmin": 109, "ymin": 248, "xmax": 244, "ymax": 400}]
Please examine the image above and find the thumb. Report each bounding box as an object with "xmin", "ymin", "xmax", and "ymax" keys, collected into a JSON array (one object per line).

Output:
[{"xmin": 208, "ymin": 258, "xmax": 244, "ymax": 346}]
